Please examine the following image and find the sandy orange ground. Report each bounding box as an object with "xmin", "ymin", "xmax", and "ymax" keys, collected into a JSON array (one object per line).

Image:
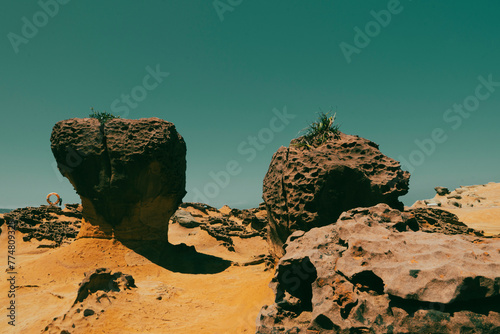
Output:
[
  {"xmin": 447, "ymin": 207, "xmax": 500, "ymax": 235},
  {"xmin": 0, "ymin": 222, "xmax": 274, "ymax": 334}
]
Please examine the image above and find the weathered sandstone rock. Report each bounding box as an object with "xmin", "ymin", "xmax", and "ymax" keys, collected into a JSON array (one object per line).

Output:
[
  {"xmin": 256, "ymin": 204, "xmax": 500, "ymax": 333},
  {"xmin": 51, "ymin": 117, "xmax": 186, "ymax": 241},
  {"xmin": 263, "ymin": 132, "xmax": 410, "ymax": 257}
]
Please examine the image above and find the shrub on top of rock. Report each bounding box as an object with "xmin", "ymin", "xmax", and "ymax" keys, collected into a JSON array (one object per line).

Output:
[
  {"xmin": 293, "ymin": 112, "xmax": 340, "ymax": 148},
  {"xmin": 263, "ymin": 113, "xmax": 410, "ymax": 257},
  {"xmin": 88, "ymin": 107, "xmax": 121, "ymax": 124}
]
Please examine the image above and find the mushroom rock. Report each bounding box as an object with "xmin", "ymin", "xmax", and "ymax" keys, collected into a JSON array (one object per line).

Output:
[
  {"xmin": 50, "ymin": 117, "xmax": 186, "ymax": 241},
  {"xmin": 263, "ymin": 131, "xmax": 410, "ymax": 258}
]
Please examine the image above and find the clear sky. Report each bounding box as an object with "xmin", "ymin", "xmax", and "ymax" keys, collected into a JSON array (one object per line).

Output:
[{"xmin": 1, "ymin": 0, "xmax": 499, "ymax": 209}]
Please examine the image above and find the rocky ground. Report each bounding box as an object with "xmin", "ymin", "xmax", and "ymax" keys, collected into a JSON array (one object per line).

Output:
[{"xmin": 1, "ymin": 184, "xmax": 499, "ymax": 333}]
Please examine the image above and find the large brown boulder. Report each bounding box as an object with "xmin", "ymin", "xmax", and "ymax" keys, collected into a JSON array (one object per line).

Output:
[
  {"xmin": 263, "ymin": 132, "xmax": 410, "ymax": 257},
  {"xmin": 50, "ymin": 117, "xmax": 186, "ymax": 241},
  {"xmin": 256, "ymin": 204, "xmax": 500, "ymax": 333}
]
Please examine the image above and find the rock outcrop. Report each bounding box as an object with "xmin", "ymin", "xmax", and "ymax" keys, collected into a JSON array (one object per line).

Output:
[
  {"xmin": 51, "ymin": 118, "xmax": 186, "ymax": 241},
  {"xmin": 414, "ymin": 183, "xmax": 500, "ymax": 210},
  {"xmin": 172, "ymin": 202, "xmax": 268, "ymax": 253},
  {"xmin": 1, "ymin": 205, "xmax": 81, "ymax": 246},
  {"xmin": 256, "ymin": 204, "xmax": 500, "ymax": 333},
  {"xmin": 263, "ymin": 132, "xmax": 410, "ymax": 257}
]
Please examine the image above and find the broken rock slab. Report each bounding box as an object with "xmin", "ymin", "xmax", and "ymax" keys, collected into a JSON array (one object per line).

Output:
[{"xmin": 257, "ymin": 204, "xmax": 500, "ymax": 333}]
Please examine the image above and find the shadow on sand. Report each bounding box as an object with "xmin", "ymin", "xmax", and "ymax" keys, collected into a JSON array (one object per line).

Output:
[{"xmin": 122, "ymin": 241, "xmax": 232, "ymax": 274}]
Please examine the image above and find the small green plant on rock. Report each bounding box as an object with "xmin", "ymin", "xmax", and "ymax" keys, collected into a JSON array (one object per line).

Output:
[
  {"xmin": 89, "ymin": 107, "xmax": 121, "ymax": 124},
  {"xmin": 294, "ymin": 111, "xmax": 340, "ymax": 148}
]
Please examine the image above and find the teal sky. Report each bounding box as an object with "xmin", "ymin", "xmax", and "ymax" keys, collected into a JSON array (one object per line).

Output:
[{"xmin": 1, "ymin": 1, "xmax": 499, "ymax": 209}]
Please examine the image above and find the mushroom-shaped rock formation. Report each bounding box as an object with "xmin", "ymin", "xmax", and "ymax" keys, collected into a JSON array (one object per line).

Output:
[
  {"xmin": 50, "ymin": 117, "xmax": 186, "ymax": 241},
  {"xmin": 263, "ymin": 132, "xmax": 410, "ymax": 257}
]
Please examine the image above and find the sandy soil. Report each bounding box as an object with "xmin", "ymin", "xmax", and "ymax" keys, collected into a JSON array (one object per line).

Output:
[{"xmin": 0, "ymin": 221, "xmax": 274, "ymax": 334}]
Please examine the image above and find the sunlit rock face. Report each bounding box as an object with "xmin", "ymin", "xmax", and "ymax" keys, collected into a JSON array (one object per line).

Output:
[
  {"xmin": 257, "ymin": 204, "xmax": 500, "ymax": 333},
  {"xmin": 263, "ymin": 131, "xmax": 410, "ymax": 257}
]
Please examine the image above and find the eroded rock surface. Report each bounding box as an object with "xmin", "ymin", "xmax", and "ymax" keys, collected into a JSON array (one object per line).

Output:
[
  {"xmin": 257, "ymin": 204, "xmax": 500, "ymax": 333},
  {"xmin": 173, "ymin": 202, "xmax": 268, "ymax": 254},
  {"xmin": 50, "ymin": 118, "xmax": 186, "ymax": 241},
  {"xmin": 263, "ymin": 132, "xmax": 410, "ymax": 257},
  {"xmin": 1, "ymin": 205, "xmax": 81, "ymax": 246},
  {"xmin": 43, "ymin": 268, "xmax": 137, "ymax": 334},
  {"xmin": 74, "ymin": 268, "xmax": 136, "ymax": 304}
]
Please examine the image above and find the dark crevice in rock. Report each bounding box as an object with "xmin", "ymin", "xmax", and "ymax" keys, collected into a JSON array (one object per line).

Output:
[
  {"xmin": 388, "ymin": 294, "xmax": 500, "ymax": 316},
  {"xmin": 456, "ymin": 276, "xmax": 496, "ymax": 301},
  {"xmin": 99, "ymin": 123, "xmax": 112, "ymax": 192},
  {"xmin": 393, "ymin": 219, "xmax": 420, "ymax": 232},
  {"xmin": 282, "ymin": 148, "xmax": 291, "ymax": 226},
  {"xmin": 350, "ymin": 271, "xmax": 385, "ymax": 295},
  {"xmin": 313, "ymin": 314, "xmax": 335, "ymax": 330},
  {"xmin": 276, "ymin": 257, "xmax": 317, "ymax": 313},
  {"xmin": 93, "ymin": 122, "xmax": 116, "ymax": 227},
  {"xmin": 338, "ymin": 237, "xmax": 348, "ymax": 248},
  {"xmin": 340, "ymin": 299, "xmax": 358, "ymax": 319}
]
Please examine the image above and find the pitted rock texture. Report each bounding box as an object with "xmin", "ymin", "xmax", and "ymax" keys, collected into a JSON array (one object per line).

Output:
[
  {"xmin": 256, "ymin": 204, "xmax": 500, "ymax": 333},
  {"xmin": 414, "ymin": 183, "xmax": 500, "ymax": 210},
  {"xmin": 74, "ymin": 268, "xmax": 136, "ymax": 304},
  {"xmin": 50, "ymin": 118, "xmax": 186, "ymax": 241},
  {"xmin": 263, "ymin": 132, "xmax": 410, "ymax": 257},
  {"xmin": 1, "ymin": 205, "xmax": 81, "ymax": 246}
]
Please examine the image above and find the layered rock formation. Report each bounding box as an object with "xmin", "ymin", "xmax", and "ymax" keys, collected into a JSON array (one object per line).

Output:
[
  {"xmin": 405, "ymin": 207, "xmax": 485, "ymax": 236},
  {"xmin": 412, "ymin": 183, "xmax": 500, "ymax": 237},
  {"xmin": 50, "ymin": 118, "xmax": 186, "ymax": 241},
  {"xmin": 256, "ymin": 204, "xmax": 500, "ymax": 333},
  {"xmin": 263, "ymin": 132, "xmax": 410, "ymax": 257}
]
